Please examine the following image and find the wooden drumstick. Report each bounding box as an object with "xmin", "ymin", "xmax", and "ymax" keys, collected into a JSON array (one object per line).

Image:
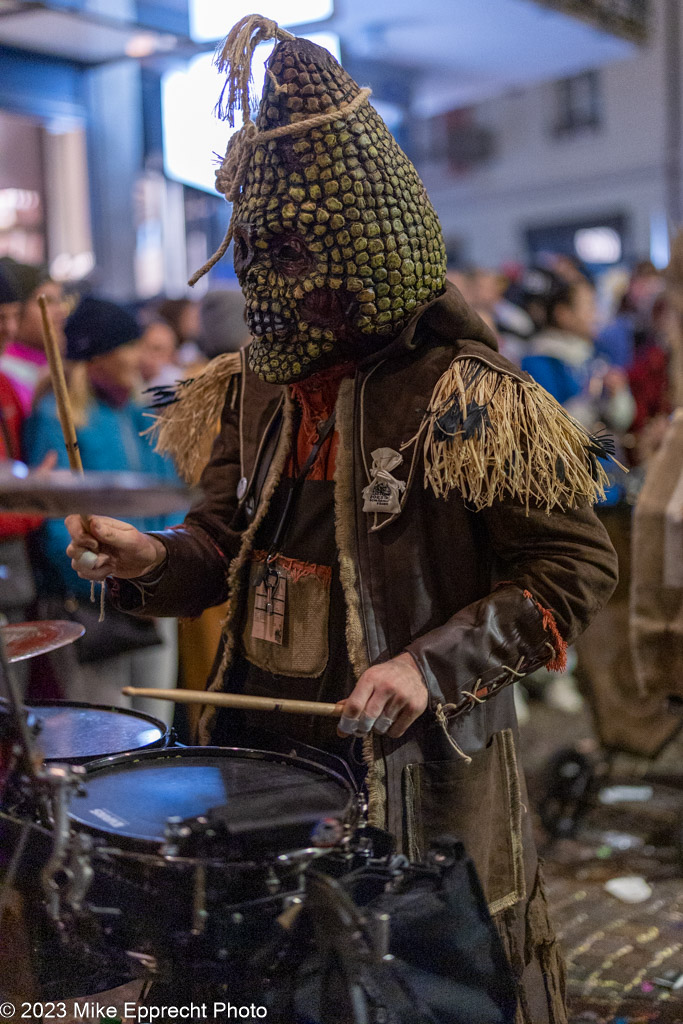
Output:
[
  {"xmin": 121, "ymin": 686, "xmax": 345, "ymax": 718},
  {"xmin": 38, "ymin": 296, "xmax": 96, "ymax": 567}
]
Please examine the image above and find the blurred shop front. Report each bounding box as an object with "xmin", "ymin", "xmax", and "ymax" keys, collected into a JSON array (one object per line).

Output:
[
  {"xmin": 0, "ymin": 0, "xmax": 204, "ymax": 301},
  {"xmin": 0, "ymin": 48, "xmax": 93, "ymax": 286}
]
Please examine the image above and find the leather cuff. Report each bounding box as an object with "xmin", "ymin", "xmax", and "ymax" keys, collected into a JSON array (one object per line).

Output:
[{"xmin": 406, "ymin": 584, "xmax": 554, "ymax": 719}]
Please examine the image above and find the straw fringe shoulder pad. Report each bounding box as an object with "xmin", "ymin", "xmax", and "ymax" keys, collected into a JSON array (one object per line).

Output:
[
  {"xmin": 145, "ymin": 351, "xmax": 243, "ymax": 485},
  {"xmin": 413, "ymin": 353, "xmax": 618, "ymax": 513}
]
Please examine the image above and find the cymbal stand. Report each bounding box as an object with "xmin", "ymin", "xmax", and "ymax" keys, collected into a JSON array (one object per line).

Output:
[
  {"xmin": 0, "ymin": 627, "xmax": 90, "ymax": 926},
  {"xmin": 40, "ymin": 764, "xmax": 87, "ymax": 921},
  {"xmin": 0, "ymin": 627, "xmax": 41, "ymax": 792}
]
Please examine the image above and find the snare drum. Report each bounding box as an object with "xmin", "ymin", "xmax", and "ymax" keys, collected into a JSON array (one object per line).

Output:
[
  {"xmin": 66, "ymin": 746, "xmax": 358, "ymax": 958},
  {"xmin": 24, "ymin": 700, "xmax": 169, "ymax": 763}
]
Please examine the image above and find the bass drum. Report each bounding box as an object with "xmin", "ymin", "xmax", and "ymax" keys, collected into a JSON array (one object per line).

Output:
[{"xmin": 24, "ymin": 699, "xmax": 170, "ymax": 763}]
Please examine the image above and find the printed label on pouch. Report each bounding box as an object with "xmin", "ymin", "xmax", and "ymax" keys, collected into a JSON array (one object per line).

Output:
[
  {"xmin": 362, "ymin": 447, "xmax": 405, "ymax": 515},
  {"xmin": 252, "ymin": 572, "xmax": 286, "ymax": 645}
]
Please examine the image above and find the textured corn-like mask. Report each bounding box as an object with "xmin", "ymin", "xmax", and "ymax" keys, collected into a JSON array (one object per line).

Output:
[{"xmin": 230, "ymin": 37, "xmax": 447, "ymax": 384}]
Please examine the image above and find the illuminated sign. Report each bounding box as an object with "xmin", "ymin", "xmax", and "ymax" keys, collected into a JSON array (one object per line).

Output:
[
  {"xmin": 574, "ymin": 227, "xmax": 622, "ymax": 264},
  {"xmin": 162, "ymin": 32, "xmax": 341, "ymax": 194},
  {"xmin": 189, "ymin": 0, "xmax": 334, "ymax": 43},
  {"xmin": 533, "ymin": 0, "xmax": 649, "ymax": 43}
]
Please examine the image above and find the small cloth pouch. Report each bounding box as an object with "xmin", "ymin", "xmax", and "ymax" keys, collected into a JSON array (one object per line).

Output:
[{"xmin": 242, "ymin": 552, "xmax": 331, "ymax": 678}]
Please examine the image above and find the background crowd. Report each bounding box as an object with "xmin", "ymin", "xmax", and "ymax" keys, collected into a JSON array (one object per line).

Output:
[{"xmin": 0, "ymin": 250, "xmax": 673, "ymax": 743}]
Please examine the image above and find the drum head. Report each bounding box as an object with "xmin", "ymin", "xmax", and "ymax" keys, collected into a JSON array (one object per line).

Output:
[
  {"xmin": 70, "ymin": 747, "xmax": 354, "ymax": 850},
  {"xmin": 24, "ymin": 700, "xmax": 167, "ymax": 762}
]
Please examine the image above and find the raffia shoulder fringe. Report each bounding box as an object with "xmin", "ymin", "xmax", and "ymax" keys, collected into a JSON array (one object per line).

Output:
[
  {"xmin": 144, "ymin": 351, "xmax": 242, "ymax": 485},
  {"xmin": 412, "ymin": 356, "xmax": 618, "ymax": 512}
]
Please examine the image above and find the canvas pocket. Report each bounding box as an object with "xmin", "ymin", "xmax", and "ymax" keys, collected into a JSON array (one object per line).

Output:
[
  {"xmin": 403, "ymin": 728, "xmax": 526, "ymax": 914},
  {"xmin": 241, "ymin": 553, "xmax": 330, "ymax": 678}
]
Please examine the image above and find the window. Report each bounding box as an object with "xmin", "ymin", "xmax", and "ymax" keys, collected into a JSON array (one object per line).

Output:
[{"xmin": 553, "ymin": 70, "xmax": 602, "ymax": 136}]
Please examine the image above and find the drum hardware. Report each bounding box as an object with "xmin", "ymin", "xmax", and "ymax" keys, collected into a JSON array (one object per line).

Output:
[
  {"xmin": 126, "ymin": 951, "xmax": 158, "ymax": 972},
  {"xmin": 191, "ymin": 863, "xmax": 207, "ymax": 936},
  {"xmin": 39, "ymin": 764, "xmax": 87, "ymax": 921},
  {"xmin": 265, "ymin": 866, "xmax": 281, "ymax": 895},
  {"xmin": 66, "ymin": 832, "xmax": 94, "ymax": 913},
  {"xmin": 364, "ymin": 911, "xmax": 391, "ymax": 961}
]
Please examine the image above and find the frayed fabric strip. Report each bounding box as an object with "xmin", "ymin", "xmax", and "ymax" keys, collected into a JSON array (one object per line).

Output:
[{"xmin": 523, "ymin": 589, "xmax": 568, "ymax": 672}]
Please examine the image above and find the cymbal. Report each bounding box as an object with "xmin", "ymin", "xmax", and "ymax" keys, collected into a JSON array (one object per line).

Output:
[
  {"xmin": 1, "ymin": 620, "xmax": 85, "ymax": 662},
  {"xmin": 0, "ymin": 464, "xmax": 192, "ymax": 517}
]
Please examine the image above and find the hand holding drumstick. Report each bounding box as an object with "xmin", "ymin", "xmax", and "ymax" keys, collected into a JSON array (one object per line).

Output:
[
  {"xmin": 38, "ymin": 295, "xmax": 166, "ymax": 581},
  {"xmin": 65, "ymin": 514, "xmax": 166, "ymax": 581}
]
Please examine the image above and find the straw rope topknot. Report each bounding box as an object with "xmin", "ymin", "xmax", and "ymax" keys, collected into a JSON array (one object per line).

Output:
[{"xmin": 188, "ymin": 14, "xmax": 372, "ymax": 286}]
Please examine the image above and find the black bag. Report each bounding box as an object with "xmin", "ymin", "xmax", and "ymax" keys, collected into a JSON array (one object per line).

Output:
[
  {"xmin": 65, "ymin": 595, "xmax": 162, "ymax": 663},
  {"xmin": 268, "ymin": 835, "xmax": 518, "ymax": 1024}
]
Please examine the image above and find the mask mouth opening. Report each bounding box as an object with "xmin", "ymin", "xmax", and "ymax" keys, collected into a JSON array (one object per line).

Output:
[
  {"xmin": 298, "ymin": 286, "xmax": 358, "ymax": 331},
  {"xmin": 246, "ymin": 308, "xmax": 291, "ymax": 339}
]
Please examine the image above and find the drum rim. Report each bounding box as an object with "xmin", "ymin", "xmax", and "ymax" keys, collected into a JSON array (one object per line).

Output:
[
  {"xmin": 69, "ymin": 745, "xmax": 358, "ymax": 847},
  {"xmin": 81, "ymin": 744, "xmax": 354, "ymax": 793}
]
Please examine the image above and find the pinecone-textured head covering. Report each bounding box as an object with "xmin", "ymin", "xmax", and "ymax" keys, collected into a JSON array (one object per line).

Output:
[{"xmin": 193, "ymin": 15, "xmax": 447, "ymax": 384}]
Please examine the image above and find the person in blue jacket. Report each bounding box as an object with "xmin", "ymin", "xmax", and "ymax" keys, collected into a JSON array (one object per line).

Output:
[
  {"xmin": 522, "ymin": 273, "xmax": 635, "ymax": 437},
  {"xmin": 24, "ymin": 296, "xmax": 184, "ymax": 724}
]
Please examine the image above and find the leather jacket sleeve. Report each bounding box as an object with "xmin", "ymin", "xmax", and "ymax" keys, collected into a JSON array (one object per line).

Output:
[
  {"xmin": 406, "ymin": 501, "xmax": 618, "ymax": 713},
  {"xmin": 111, "ymin": 387, "xmax": 244, "ymax": 618}
]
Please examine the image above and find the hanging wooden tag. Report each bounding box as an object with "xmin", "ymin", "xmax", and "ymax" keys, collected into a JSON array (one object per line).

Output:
[{"xmin": 251, "ymin": 568, "xmax": 286, "ymax": 645}]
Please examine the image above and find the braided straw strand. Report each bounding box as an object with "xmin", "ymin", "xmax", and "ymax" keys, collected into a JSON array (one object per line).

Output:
[{"xmin": 215, "ymin": 14, "xmax": 295, "ymax": 126}]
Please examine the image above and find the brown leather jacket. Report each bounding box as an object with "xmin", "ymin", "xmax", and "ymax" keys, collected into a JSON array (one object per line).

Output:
[{"xmin": 117, "ymin": 284, "xmax": 617, "ymax": 1021}]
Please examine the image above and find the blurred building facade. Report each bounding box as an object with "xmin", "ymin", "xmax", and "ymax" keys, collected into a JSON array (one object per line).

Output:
[
  {"xmin": 417, "ymin": 0, "xmax": 678, "ymax": 271},
  {"xmin": 0, "ymin": 0, "xmax": 672, "ymax": 298}
]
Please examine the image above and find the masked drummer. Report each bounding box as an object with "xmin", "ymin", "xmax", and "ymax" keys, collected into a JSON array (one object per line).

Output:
[{"xmin": 65, "ymin": 17, "xmax": 618, "ymax": 1022}]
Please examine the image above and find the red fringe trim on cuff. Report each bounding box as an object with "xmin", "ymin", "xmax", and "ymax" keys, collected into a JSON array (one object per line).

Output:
[{"xmin": 523, "ymin": 590, "xmax": 568, "ymax": 673}]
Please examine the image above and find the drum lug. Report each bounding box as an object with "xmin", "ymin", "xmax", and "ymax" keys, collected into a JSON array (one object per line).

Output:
[
  {"xmin": 364, "ymin": 911, "xmax": 391, "ymax": 960},
  {"xmin": 65, "ymin": 831, "xmax": 94, "ymax": 912},
  {"xmin": 190, "ymin": 863, "xmax": 208, "ymax": 936},
  {"xmin": 126, "ymin": 950, "xmax": 158, "ymax": 973},
  {"xmin": 265, "ymin": 867, "xmax": 281, "ymax": 894}
]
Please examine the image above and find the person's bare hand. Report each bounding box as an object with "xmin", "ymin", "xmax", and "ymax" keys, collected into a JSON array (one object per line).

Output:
[
  {"xmin": 338, "ymin": 653, "xmax": 428, "ymax": 738},
  {"xmin": 65, "ymin": 514, "xmax": 166, "ymax": 582}
]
